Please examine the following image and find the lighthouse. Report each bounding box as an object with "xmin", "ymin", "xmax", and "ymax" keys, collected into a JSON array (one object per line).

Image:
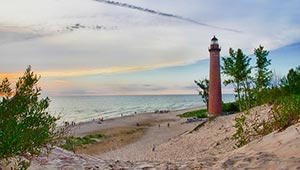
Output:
[{"xmin": 208, "ymin": 36, "xmax": 222, "ymax": 115}]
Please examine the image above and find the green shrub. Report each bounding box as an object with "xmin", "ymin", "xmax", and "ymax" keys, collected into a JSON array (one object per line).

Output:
[
  {"xmin": 178, "ymin": 109, "xmax": 208, "ymax": 118},
  {"xmin": 60, "ymin": 134, "xmax": 105, "ymax": 151},
  {"xmin": 232, "ymin": 113, "xmax": 251, "ymax": 148},
  {"xmin": 0, "ymin": 66, "xmax": 58, "ymax": 169},
  {"xmin": 252, "ymin": 95, "xmax": 300, "ymax": 137},
  {"xmin": 232, "ymin": 95, "xmax": 300, "ymax": 148},
  {"xmin": 222, "ymin": 102, "xmax": 239, "ymax": 114},
  {"xmin": 270, "ymin": 95, "xmax": 300, "ymax": 131}
]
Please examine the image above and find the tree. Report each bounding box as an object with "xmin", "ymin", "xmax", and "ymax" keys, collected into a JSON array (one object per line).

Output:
[
  {"xmin": 221, "ymin": 48, "xmax": 252, "ymax": 111},
  {"xmin": 194, "ymin": 79, "xmax": 209, "ymax": 110},
  {"xmin": 0, "ymin": 66, "xmax": 58, "ymax": 169},
  {"xmin": 254, "ymin": 45, "xmax": 272, "ymax": 105},
  {"xmin": 280, "ymin": 66, "xmax": 300, "ymax": 95}
]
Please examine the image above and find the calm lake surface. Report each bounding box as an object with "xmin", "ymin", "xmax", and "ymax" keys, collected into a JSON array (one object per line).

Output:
[{"xmin": 48, "ymin": 94, "xmax": 235, "ymax": 124}]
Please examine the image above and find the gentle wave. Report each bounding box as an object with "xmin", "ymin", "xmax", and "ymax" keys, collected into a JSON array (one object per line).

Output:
[{"xmin": 48, "ymin": 94, "xmax": 234, "ymax": 124}]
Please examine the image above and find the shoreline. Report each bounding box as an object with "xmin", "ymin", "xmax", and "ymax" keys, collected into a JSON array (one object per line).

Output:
[
  {"xmin": 28, "ymin": 105, "xmax": 300, "ymax": 169},
  {"xmin": 65, "ymin": 106, "xmax": 204, "ymax": 136},
  {"xmin": 63, "ymin": 106, "xmax": 204, "ymax": 156},
  {"xmin": 81, "ymin": 106, "xmax": 203, "ymax": 123}
]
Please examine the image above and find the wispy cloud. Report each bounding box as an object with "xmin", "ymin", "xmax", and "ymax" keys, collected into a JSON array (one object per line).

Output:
[
  {"xmin": 0, "ymin": 61, "xmax": 187, "ymax": 79},
  {"xmin": 94, "ymin": 0, "xmax": 242, "ymax": 33},
  {"xmin": 0, "ymin": 0, "xmax": 299, "ymax": 95}
]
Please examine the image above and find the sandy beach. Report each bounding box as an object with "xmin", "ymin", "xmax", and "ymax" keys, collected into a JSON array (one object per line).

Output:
[
  {"xmin": 66, "ymin": 107, "xmax": 203, "ymax": 157},
  {"xmin": 26, "ymin": 105, "xmax": 300, "ymax": 170}
]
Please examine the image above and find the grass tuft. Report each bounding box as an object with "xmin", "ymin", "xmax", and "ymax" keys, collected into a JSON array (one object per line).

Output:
[
  {"xmin": 59, "ymin": 134, "xmax": 105, "ymax": 151},
  {"xmin": 177, "ymin": 109, "xmax": 208, "ymax": 118}
]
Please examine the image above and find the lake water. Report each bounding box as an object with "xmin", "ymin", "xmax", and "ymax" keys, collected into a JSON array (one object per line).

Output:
[{"xmin": 48, "ymin": 94, "xmax": 235, "ymax": 124}]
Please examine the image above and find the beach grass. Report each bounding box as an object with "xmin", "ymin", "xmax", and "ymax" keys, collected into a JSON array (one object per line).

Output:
[
  {"xmin": 60, "ymin": 134, "xmax": 105, "ymax": 151},
  {"xmin": 75, "ymin": 125, "xmax": 147, "ymax": 155},
  {"xmin": 177, "ymin": 109, "xmax": 208, "ymax": 118}
]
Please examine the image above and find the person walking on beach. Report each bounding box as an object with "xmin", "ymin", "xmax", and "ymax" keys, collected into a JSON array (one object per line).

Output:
[{"xmin": 152, "ymin": 144, "xmax": 156, "ymax": 152}]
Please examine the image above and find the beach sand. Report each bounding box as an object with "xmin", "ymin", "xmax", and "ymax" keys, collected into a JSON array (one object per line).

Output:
[
  {"xmin": 67, "ymin": 107, "xmax": 203, "ymax": 157},
  {"xmin": 24, "ymin": 105, "xmax": 300, "ymax": 169}
]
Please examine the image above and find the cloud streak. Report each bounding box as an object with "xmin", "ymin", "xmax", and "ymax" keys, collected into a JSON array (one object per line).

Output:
[
  {"xmin": 94, "ymin": 0, "xmax": 242, "ymax": 33},
  {"xmin": 0, "ymin": 62, "xmax": 186, "ymax": 80}
]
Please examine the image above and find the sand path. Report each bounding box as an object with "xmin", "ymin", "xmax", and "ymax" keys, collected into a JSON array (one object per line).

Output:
[
  {"xmin": 22, "ymin": 105, "xmax": 300, "ymax": 170},
  {"xmin": 96, "ymin": 109, "xmax": 201, "ymax": 161},
  {"xmin": 69, "ymin": 107, "xmax": 201, "ymax": 137}
]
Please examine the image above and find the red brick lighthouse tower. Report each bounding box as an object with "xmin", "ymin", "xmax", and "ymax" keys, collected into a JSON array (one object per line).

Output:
[{"xmin": 208, "ymin": 36, "xmax": 222, "ymax": 115}]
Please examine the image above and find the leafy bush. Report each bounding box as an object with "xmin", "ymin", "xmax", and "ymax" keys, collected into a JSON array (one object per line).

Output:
[
  {"xmin": 232, "ymin": 95, "xmax": 300, "ymax": 148},
  {"xmin": 258, "ymin": 87, "xmax": 282, "ymax": 105},
  {"xmin": 0, "ymin": 66, "xmax": 58, "ymax": 169},
  {"xmin": 232, "ymin": 113, "xmax": 251, "ymax": 148},
  {"xmin": 60, "ymin": 134, "xmax": 105, "ymax": 152},
  {"xmin": 268, "ymin": 95, "xmax": 300, "ymax": 132},
  {"xmin": 230, "ymin": 66, "xmax": 300, "ymax": 148},
  {"xmin": 280, "ymin": 66, "xmax": 300, "ymax": 95},
  {"xmin": 222, "ymin": 102, "xmax": 239, "ymax": 114},
  {"xmin": 178, "ymin": 109, "xmax": 208, "ymax": 118}
]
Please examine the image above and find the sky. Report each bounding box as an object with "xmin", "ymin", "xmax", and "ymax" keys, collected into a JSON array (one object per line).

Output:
[{"xmin": 0, "ymin": 0, "xmax": 299, "ymax": 96}]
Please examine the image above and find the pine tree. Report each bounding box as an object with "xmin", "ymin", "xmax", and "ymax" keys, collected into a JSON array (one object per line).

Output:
[
  {"xmin": 254, "ymin": 45, "xmax": 272, "ymax": 105},
  {"xmin": 0, "ymin": 66, "xmax": 58, "ymax": 169},
  {"xmin": 194, "ymin": 79, "xmax": 209, "ymax": 110},
  {"xmin": 222, "ymin": 48, "xmax": 252, "ymax": 111}
]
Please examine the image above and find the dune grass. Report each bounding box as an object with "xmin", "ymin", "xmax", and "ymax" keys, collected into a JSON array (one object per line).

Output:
[
  {"xmin": 177, "ymin": 109, "xmax": 208, "ymax": 118},
  {"xmin": 60, "ymin": 134, "xmax": 105, "ymax": 151}
]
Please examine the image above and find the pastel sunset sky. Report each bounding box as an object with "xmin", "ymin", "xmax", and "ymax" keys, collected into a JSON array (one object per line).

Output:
[{"xmin": 0, "ymin": 0, "xmax": 299, "ymax": 96}]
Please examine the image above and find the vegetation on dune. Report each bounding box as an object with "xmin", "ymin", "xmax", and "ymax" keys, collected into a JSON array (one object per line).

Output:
[
  {"xmin": 221, "ymin": 45, "xmax": 273, "ymax": 112},
  {"xmin": 180, "ymin": 102, "xmax": 240, "ymax": 118},
  {"xmin": 232, "ymin": 93, "xmax": 300, "ymax": 148},
  {"xmin": 221, "ymin": 45, "xmax": 300, "ymax": 148},
  {"xmin": 222, "ymin": 101, "xmax": 239, "ymax": 114},
  {"xmin": 59, "ymin": 134, "xmax": 105, "ymax": 152},
  {"xmin": 218, "ymin": 44, "xmax": 300, "ymax": 147},
  {"xmin": 74, "ymin": 126, "xmax": 146, "ymax": 155},
  {"xmin": 253, "ymin": 45, "xmax": 272, "ymax": 106},
  {"xmin": 280, "ymin": 66, "xmax": 300, "ymax": 95},
  {"xmin": 221, "ymin": 48, "xmax": 252, "ymax": 111},
  {"xmin": 194, "ymin": 79, "xmax": 209, "ymax": 110},
  {"xmin": 178, "ymin": 109, "xmax": 208, "ymax": 118},
  {"xmin": 0, "ymin": 66, "xmax": 59, "ymax": 169}
]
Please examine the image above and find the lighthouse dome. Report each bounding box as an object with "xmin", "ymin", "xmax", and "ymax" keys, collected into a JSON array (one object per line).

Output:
[{"xmin": 211, "ymin": 36, "xmax": 218, "ymax": 45}]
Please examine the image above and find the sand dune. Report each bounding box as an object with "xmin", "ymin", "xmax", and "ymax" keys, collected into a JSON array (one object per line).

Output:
[{"xmin": 24, "ymin": 105, "xmax": 300, "ymax": 169}]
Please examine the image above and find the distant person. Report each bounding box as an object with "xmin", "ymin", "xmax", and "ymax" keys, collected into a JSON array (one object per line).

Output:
[
  {"xmin": 167, "ymin": 123, "xmax": 170, "ymax": 127},
  {"xmin": 152, "ymin": 144, "xmax": 156, "ymax": 152}
]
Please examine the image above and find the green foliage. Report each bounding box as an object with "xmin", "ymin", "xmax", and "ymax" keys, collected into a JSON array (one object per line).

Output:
[
  {"xmin": 257, "ymin": 87, "xmax": 282, "ymax": 105},
  {"xmin": 253, "ymin": 95, "xmax": 300, "ymax": 137},
  {"xmin": 253, "ymin": 45, "xmax": 272, "ymax": 105},
  {"xmin": 0, "ymin": 77, "xmax": 12, "ymax": 97},
  {"xmin": 232, "ymin": 95, "xmax": 300, "ymax": 148},
  {"xmin": 270, "ymin": 95, "xmax": 300, "ymax": 132},
  {"xmin": 256, "ymin": 65, "xmax": 300, "ymax": 105},
  {"xmin": 178, "ymin": 109, "xmax": 208, "ymax": 118},
  {"xmin": 222, "ymin": 48, "xmax": 252, "ymax": 111},
  {"xmin": 59, "ymin": 134, "xmax": 105, "ymax": 151},
  {"xmin": 0, "ymin": 66, "xmax": 58, "ymax": 169},
  {"xmin": 226, "ymin": 50, "xmax": 300, "ymax": 148},
  {"xmin": 194, "ymin": 79, "xmax": 209, "ymax": 110},
  {"xmin": 254, "ymin": 45, "xmax": 272, "ymax": 88},
  {"xmin": 232, "ymin": 113, "xmax": 251, "ymax": 148},
  {"xmin": 280, "ymin": 66, "xmax": 300, "ymax": 95},
  {"xmin": 222, "ymin": 102, "xmax": 239, "ymax": 114}
]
